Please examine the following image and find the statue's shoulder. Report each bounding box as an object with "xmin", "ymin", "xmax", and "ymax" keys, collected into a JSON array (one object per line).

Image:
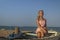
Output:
[{"xmin": 43, "ymin": 18, "xmax": 47, "ymax": 22}]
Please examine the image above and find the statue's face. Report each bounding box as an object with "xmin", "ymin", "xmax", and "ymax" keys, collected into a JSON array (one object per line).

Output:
[{"xmin": 39, "ymin": 11, "xmax": 43, "ymax": 17}]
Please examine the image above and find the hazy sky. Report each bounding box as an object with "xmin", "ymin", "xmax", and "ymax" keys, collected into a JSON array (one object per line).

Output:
[{"xmin": 0, "ymin": 0, "xmax": 60, "ymax": 27}]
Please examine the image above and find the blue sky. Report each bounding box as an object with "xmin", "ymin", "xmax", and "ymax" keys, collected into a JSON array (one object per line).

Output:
[{"xmin": 0, "ymin": 0, "xmax": 60, "ymax": 27}]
